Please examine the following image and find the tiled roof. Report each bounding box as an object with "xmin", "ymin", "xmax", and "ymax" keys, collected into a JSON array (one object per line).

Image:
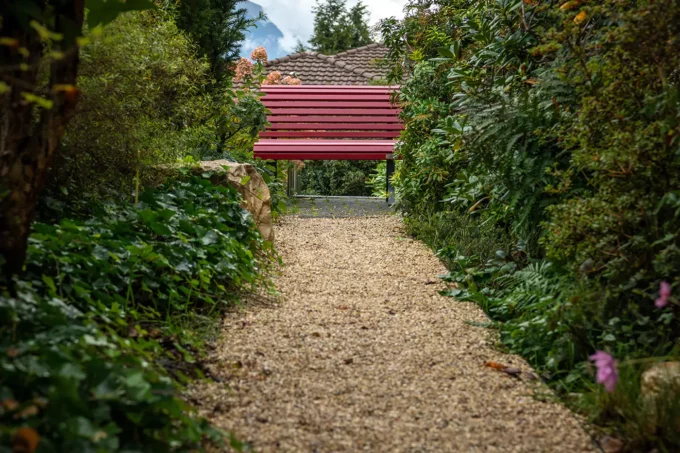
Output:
[{"xmin": 264, "ymin": 43, "xmax": 389, "ymax": 86}]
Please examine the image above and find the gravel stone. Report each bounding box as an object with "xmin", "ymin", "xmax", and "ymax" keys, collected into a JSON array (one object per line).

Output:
[{"xmin": 189, "ymin": 215, "xmax": 594, "ymax": 452}]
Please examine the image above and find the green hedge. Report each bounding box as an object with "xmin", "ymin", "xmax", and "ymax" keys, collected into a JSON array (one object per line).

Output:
[{"xmin": 381, "ymin": 0, "xmax": 680, "ymax": 448}]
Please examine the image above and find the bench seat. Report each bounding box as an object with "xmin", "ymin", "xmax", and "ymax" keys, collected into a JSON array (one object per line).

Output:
[{"xmin": 254, "ymin": 139, "xmax": 397, "ymax": 160}]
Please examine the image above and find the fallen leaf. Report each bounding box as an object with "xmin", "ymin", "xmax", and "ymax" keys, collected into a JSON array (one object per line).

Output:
[
  {"xmin": 574, "ymin": 10, "xmax": 587, "ymax": 24},
  {"xmin": 484, "ymin": 361, "xmax": 507, "ymax": 370}
]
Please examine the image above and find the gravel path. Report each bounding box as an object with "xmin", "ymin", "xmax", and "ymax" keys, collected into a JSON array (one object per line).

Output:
[{"xmin": 190, "ymin": 215, "xmax": 594, "ymax": 452}]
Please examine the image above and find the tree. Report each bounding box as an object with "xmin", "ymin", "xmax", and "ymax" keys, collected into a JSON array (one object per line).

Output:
[
  {"xmin": 174, "ymin": 0, "xmax": 259, "ymax": 86},
  {"xmin": 0, "ymin": 0, "xmax": 152, "ymax": 281},
  {"xmin": 309, "ymin": 0, "xmax": 372, "ymax": 54},
  {"xmin": 294, "ymin": 39, "xmax": 308, "ymax": 53},
  {"xmin": 348, "ymin": 1, "xmax": 372, "ymax": 49}
]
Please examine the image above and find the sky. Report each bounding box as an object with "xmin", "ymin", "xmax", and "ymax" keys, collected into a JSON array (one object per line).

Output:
[{"xmin": 254, "ymin": 0, "xmax": 406, "ymax": 52}]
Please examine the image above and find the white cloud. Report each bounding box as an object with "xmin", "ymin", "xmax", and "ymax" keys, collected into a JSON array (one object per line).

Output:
[{"xmin": 253, "ymin": 0, "xmax": 406, "ymax": 53}]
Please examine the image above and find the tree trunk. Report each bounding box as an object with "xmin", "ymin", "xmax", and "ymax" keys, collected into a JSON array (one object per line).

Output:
[{"xmin": 0, "ymin": 0, "xmax": 85, "ymax": 281}]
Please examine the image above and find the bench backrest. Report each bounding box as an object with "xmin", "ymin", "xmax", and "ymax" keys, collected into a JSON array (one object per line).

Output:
[{"xmin": 259, "ymin": 85, "xmax": 402, "ymax": 140}]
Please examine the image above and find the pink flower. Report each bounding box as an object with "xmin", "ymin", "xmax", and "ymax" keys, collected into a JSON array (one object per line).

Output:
[
  {"xmin": 282, "ymin": 76, "xmax": 302, "ymax": 85},
  {"xmin": 266, "ymin": 71, "xmax": 282, "ymax": 84},
  {"xmin": 233, "ymin": 57, "xmax": 253, "ymax": 82},
  {"xmin": 251, "ymin": 46, "xmax": 268, "ymax": 63},
  {"xmin": 590, "ymin": 351, "xmax": 618, "ymax": 393},
  {"xmin": 655, "ymin": 281, "xmax": 671, "ymax": 308}
]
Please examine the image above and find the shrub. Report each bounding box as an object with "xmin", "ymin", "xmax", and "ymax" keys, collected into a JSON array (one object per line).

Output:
[
  {"xmin": 46, "ymin": 9, "xmax": 269, "ymax": 214},
  {"xmin": 2, "ymin": 175, "xmax": 272, "ymax": 451},
  {"xmin": 0, "ymin": 289, "xmax": 222, "ymax": 452},
  {"xmin": 48, "ymin": 11, "xmax": 213, "ymax": 208},
  {"xmin": 380, "ymin": 0, "xmax": 680, "ymax": 447},
  {"xmin": 297, "ymin": 160, "xmax": 381, "ymax": 196}
]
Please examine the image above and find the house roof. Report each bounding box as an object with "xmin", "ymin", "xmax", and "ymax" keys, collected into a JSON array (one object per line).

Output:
[{"xmin": 264, "ymin": 43, "xmax": 389, "ymax": 86}]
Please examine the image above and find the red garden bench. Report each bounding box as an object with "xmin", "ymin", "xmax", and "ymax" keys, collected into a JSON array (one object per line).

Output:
[{"xmin": 253, "ymin": 85, "xmax": 402, "ymax": 202}]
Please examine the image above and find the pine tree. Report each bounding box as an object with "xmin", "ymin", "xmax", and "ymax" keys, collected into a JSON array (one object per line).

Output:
[
  {"xmin": 174, "ymin": 0, "xmax": 258, "ymax": 87},
  {"xmin": 309, "ymin": 0, "xmax": 372, "ymax": 55},
  {"xmin": 348, "ymin": 1, "xmax": 372, "ymax": 48}
]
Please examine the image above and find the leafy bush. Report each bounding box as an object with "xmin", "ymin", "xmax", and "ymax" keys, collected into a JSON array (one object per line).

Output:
[
  {"xmin": 49, "ymin": 10, "xmax": 212, "ymax": 207},
  {"xmin": 47, "ymin": 9, "xmax": 269, "ymax": 213},
  {"xmin": 0, "ymin": 289, "xmax": 222, "ymax": 452},
  {"xmin": 381, "ymin": 0, "xmax": 680, "ymax": 447},
  {"xmin": 1, "ymin": 175, "xmax": 271, "ymax": 451},
  {"xmin": 297, "ymin": 160, "xmax": 380, "ymax": 196}
]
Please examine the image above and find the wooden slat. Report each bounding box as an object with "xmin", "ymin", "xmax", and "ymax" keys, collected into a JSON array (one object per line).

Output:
[
  {"xmin": 255, "ymin": 86, "xmax": 402, "ymax": 160},
  {"xmin": 268, "ymin": 108, "xmax": 400, "ymax": 116},
  {"xmin": 263, "ymin": 94, "xmax": 390, "ymax": 101},
  {"xmin": 268, "ymin": 116, "xmax": 400, "ymax": 123},
  {"xmin": 260, "ymin": 131, "xmax": 401, "ymax": 139},
  {"xmin": 254, "ymin": 152, "xmax": 391, "ymax": 160},
  {"xmin": 255, "ymin": 144, "xmax": 395, "ymax": 152},
  {"xmin": 268, "ymin": 123, "xmax": 404, "ymax": 130},
  {"xmin": 262, "ymin": 101, "xmax": 394, "ymax": 108},
  {"xmin": 261, "ymin": 86, "xmax": 399, "ymax": 93},
  {"xmin": 256, "ymin": 139, "xmax": 396, "ymax": 144}
]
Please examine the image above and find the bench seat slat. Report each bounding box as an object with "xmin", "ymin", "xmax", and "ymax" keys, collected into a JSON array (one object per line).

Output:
[
  {"xmin": 255, "ymin": 145, "xmax": 395, "ymax": 153},
  {"xmin": 254, "ymin": 152, "xmax": 390, "ymax": 160},
  {"xmin": 263, "ymin": 101, "xmax": 394, "ymax": 108},
  {"xmin": 268, "ymin": 115, "xmax": 400, "ymax": 123}
]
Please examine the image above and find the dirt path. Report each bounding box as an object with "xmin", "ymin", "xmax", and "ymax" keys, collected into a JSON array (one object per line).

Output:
[{"xmin": 190, "ymin": 215, "xmax": 594, "ymax": 452}]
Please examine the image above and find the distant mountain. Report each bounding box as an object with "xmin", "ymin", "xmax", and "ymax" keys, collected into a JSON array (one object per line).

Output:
[{"xmin": 240, "ymin": 1, "xmax": 289, "ymax": 60}]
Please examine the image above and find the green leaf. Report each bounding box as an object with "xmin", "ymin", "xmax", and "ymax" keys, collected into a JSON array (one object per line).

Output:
[{"xmin": 86, "ymin": 0, "xmax": 156, "ymax": 29}]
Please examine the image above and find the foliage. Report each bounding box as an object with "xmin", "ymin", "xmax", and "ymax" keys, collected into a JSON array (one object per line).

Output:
[
  {"xmin": 310, "ymin": 0, "xmax": 373, "ymax": 54},
  {"xmin": 0, "ymin": 288, "xmax": 223, "ymax": 452},
  {"xmin": 0, "ymin": 0, "xmax": 153, "ymax": 278},
  {"xmin": 367, "ymin": 161, "xmax": 388, "ymax": 198},
  {"xmin": 298, "ymin": 160, "xmax": 379, "ymax": 197},
  {"xmin": 45, "ymin": 9, "xmax": 269, "ymax": 215},
  {"xmin": 46, "ymin": 10, "xmax": 211, "ymax": 211},
  {"xmin": 294, "ymin": 39, "xmax": 308, "ymax": 53},
  {"xmin": 171, "ymin": 0, "xmax": 258, "ymax": 87},
  {"xmin": 1, "ymin": 175, "xmax": 271, "ymax": 451},
  {"xmin": 380, "ymin": 0, "xmax": 680, "ymax": 447}
]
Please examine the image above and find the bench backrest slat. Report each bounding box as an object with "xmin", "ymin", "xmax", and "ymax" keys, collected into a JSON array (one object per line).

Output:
[{"xmin": 254, "ymin": 85, "xmax": 401, "ymax": 161}]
